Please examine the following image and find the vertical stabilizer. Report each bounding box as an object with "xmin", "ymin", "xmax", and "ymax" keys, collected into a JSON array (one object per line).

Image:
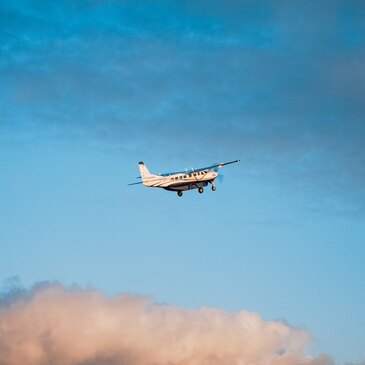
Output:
[{"xmin": 138, "ymin": 161, "xmax": 153, "ymax": 181}]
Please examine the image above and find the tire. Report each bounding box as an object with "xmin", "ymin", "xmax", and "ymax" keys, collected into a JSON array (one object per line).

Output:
[
  {"xmin": 177, "ymin": 191, "xmax": 183, "ymax": 197},
  {"xmin": 211, "ymin": 186, "xmax": 216, "ymax": 191},
  {"xmin": 198, "ymin": 187, "xmax": 204, "ymax": 194}
]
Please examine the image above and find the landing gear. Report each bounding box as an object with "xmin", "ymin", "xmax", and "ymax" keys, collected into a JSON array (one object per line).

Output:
[
  {"xmin": 210, "ymin": 181, "xmax": 216, "ymax": 191},
  {"xmin": 198, "ymin": 187, "xmax": 204, "ymax": 194},
  {"xmin": 177, "ymin": 191, "xmax": 183, "ymax": 197}
]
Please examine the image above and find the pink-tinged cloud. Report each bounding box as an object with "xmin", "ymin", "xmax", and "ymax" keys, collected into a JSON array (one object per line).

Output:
[{"xmin": 0, "ymin": 283, "xmax": 331, "ymax": 365}]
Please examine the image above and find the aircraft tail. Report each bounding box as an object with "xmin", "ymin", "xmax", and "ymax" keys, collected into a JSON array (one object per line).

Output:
[{"xmin": 138, "ymin": 161, "xmax": 154, "ymax": 182}]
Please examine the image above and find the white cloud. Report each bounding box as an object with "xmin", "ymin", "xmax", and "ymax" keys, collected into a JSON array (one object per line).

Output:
[{"xmin": 0, "ymin": 283, "xmax": 331, "ymax": 365}]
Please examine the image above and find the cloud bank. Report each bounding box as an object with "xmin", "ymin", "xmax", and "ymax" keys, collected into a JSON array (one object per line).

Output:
[{"xmin": 0, "ymin": 283, "xmax": 331, "ymax": 365}]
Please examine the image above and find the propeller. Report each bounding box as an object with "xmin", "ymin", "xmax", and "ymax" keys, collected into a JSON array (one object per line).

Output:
[{"xmin": 213, "ymin": 167, "xmax": 224, "ymax": 184}]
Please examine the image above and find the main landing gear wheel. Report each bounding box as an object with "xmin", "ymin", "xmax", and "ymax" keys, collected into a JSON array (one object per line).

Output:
[
  {"xmin": 177, "ymin": 191, "xmax": 183, "ymax": 197},
  {"xmin": 198, "ymin": 187, "xmax": 204, "ymax": 194}
]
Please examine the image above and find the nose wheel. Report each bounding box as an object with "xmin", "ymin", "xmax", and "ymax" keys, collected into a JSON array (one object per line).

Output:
[
  {"xmin": 211, "ymin": 181, "xmax": 216, "ymax": 191},
  {"xmin": 177, "ymin": 191, "xmax": 183, "ymax": 197},
  {"xmin": 198, "ymin": 187, "xmax": 204, "ymax": 194}
]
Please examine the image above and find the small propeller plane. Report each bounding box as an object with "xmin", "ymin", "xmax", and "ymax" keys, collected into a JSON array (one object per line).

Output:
[{"xmin": 129, "ymin": 160, "xmax": 240, "ymax": 197}]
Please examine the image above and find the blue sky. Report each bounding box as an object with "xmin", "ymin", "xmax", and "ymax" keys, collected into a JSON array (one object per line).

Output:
[{"xmin": 1, "ymin": 1, "xmax": 365, "ymax": 364}]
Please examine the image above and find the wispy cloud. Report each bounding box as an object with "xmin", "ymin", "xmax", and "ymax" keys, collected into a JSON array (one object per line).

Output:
[{"xmin": 0, "ymin": 282, "xmax": 332, "ymax": 365}]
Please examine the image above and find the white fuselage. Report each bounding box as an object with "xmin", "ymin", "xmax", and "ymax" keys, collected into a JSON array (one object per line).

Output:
[
  {"xmin": 143, "ymin": 170, "xmax": 218, "ymax": 191},
  {"xmin": 133, "ymin": 160, "xmax": 239, "ymax": 196}
]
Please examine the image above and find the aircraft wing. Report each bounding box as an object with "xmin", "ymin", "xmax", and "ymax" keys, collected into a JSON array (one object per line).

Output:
[
  {"xmin": 192, "ymin": 159, "xmax": 240, "ymax": 173},
  {"xmin": 159, "ymin": 160, "xmax": 240, "ymax": 175}
]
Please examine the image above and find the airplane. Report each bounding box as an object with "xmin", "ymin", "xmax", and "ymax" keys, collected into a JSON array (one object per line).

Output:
[{"xmin": 128, "ymin": 160, "xmax": 240, "ymax": 197}]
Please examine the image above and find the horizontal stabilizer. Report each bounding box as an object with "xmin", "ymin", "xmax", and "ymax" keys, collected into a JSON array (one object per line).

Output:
[{"xmin": 128, "ymin": 181, "xmax": 144, "ymax": 186}]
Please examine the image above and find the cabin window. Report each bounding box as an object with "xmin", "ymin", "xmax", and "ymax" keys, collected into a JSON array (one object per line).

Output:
[{"xmin": 189, "ymin": 174, "xmax": 192, "ymax": 177}]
